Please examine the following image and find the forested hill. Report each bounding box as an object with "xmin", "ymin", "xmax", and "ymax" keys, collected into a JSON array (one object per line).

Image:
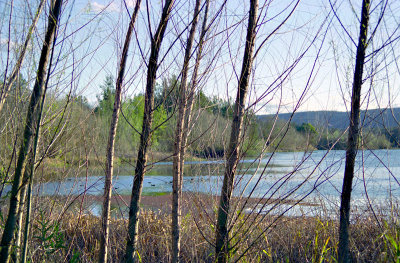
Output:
[{"xmin": 257, "ymin": 107, "xmax": 400, "ymax": 130}]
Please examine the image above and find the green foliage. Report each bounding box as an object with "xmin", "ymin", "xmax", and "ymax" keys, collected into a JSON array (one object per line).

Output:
[
  {"xmin": 1, "ymin": 73, "xmax": 29, "ymax": 101},
  {"xmin": 193, "ymin": 91, "xmax": 234, "ymax": 118},
  {"xmin": 33, "ymin": 210, "xmax": 65, "ymax": 258},
  {"xmin": 0, "ymin": 166, "xmax": 9, "ymax": 185},
  {"xmin": 188, "ymin": 111, "xmax": 230, "ymax": 157},
  {"xmin": 69, "ymin": 249, "xmax": 81, "ymax": 263},
  {"xmin": 74, "ymin": 96, "xmax": 91, "ymax": 110},
  {"xmin": 386, "ymin": 127, "xmax": 400, "ymax": 147},
  {"xmin": 95, "ymin": 74, "xmax": 115, "ymax": 116},
  {"xmin": 136, "ymin": 251, "xmax": 142, "ymax": 263},
  {"xmin": 297, "ymin": 123, "xmax": 317, "ymax": 135},
  {"xmin": 316, "ymin": 128, "xmax": 347, "ymax": 150},
  {"xmin": 381, "ymin": 221, "xmax": 400, "ymax": 263},
  {"xmin": 156, "ymin": 75, "xmax": 180, "ymax": 114},
  {"xmin": 0, "ymin": 74, "xmax": 31, "ymax": 162},
  {"xmin": 195, "ymin": 91, "xmax": 212, "ymax": 111},
  {"xmin": 242, "ymin": 116, "xmax": 264, "ymax": 156},
  {"xmin": 210, "ymin": 96, "xmax": 234, "ymax": 118},
  {"xmin": 5, "ymin": 73, "xmax": 399, "ymax": 166},
  {"xmin": 260, "ymin": 119, "xmax": 315, "ymax": 151},
  {"xmin": 361, "ymin": 130, "xmax": 391, "ymax": 149},
  {"xmin": 122, "ymin": 94, "xmax": 167, "ymax": 148},
  {"xmin": 259, "ymin": 119, "xmax": 393, "ymax": 151},
  {"xmin": 309, "ymin": 220, "xmax": 334, "ymax": 263}
]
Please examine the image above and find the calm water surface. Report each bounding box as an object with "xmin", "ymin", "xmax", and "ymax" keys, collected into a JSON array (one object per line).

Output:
[{"xmin": 8, "ymin": 149, "xmax": 400, "ymax": 217}]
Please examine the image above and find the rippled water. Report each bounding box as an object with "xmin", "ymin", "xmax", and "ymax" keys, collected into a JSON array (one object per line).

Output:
[{"xmin": 4, "ymin": 149, "xmax": 400, "ymax": 217}]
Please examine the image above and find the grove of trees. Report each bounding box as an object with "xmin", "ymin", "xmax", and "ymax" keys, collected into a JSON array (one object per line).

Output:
[{"xmin": 1, "ymin": 0, "xmax": 400, "ymax": 262}]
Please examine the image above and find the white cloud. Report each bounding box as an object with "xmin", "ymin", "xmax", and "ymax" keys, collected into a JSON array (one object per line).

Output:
[
  {"xmin": 90, "ymin": 1, "xmax": 120, "ymax": 13},
  {"xmin": 124, "ymin": 0, "xmax": 137, "ymax": 8},
  {"xmin": 90, "ymin": 0, "xmax": 137, "ymax": 13}
]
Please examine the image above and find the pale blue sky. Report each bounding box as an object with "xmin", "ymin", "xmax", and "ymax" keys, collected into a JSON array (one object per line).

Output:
[{"xmin": 1, "ymin": 0, "xmax": 399, "ymax": 114}]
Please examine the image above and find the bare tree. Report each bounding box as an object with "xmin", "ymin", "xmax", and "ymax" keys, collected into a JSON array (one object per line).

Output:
[
  {"xmin": 215, "ymin": 0, "xmax": 258, "ymax": 262},
  {"xmin": 20, "ymin": 92, "xmax": 45, "ymax": 263},
  {"xmin": 11, "ymin": 147, "xmax": 36, "ymax": 263},
  {"xmin": 171, "ymin": 1, "xmax": 201, "ymax": 262},
  {"xmin": 181, "ymin": 0, "xmax": 210, "ymax": 164},
  {"xmin": 338, "ymin": 0, "xmax": 370, "ymax": 262},
  {"xmin": 124, "ymin": 1, "xmax": 175, "ymax": 262},
  {"xmin": 0, "ymin": 0, "xmax": 45, "ymax": 115},
  {"xmin": 99, "ymin": 1, "xmax": 142, "ymax": 262},
  {"xmin": 0, "ymin": 0, "xmax": 63, "ymax": 262}
]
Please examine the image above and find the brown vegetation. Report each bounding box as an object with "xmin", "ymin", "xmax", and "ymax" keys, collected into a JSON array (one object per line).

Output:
[{"xmin": 2, "ymin": 195, "xmax": 397, "ymax": 263}]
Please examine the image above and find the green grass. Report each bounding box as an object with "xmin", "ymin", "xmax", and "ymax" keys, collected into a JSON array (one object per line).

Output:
[{"xmin": 142, "ymin": 191, "xmax": 170, "ymax": 196}]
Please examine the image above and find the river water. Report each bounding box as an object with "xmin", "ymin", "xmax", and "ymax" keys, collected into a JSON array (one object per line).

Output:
[{"xmin": 7, "ymin": 149, "xmax": 400, "ymax": 217}]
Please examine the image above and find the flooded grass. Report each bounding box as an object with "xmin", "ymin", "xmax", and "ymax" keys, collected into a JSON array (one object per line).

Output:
[{"xmin": 3, "ymin": 151, "xmax": 400, "ymax": 261}]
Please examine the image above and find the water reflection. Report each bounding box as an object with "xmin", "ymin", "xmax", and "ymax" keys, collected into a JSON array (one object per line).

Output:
[{"xmin": 4, "ymin": 150, "xmax": 400, "ymax": 212}]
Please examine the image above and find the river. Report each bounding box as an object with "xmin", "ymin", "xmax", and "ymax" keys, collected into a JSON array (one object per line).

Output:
[{"xmin": 6, "ymin": 149, "xmax": 400, "ymax": 218}]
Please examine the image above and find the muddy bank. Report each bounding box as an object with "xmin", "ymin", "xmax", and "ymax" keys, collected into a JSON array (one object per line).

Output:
[{"xmin": 59, "ymin": 192, "xmax": 320, "ymax": 218}]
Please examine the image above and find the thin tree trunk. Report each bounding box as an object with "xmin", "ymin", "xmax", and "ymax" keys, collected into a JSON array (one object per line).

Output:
[
  {"xmin": 124, "ymin": 1, "xmax": 174, "ymax": 262},
  {"xmin": 11, "ymin": 148, "xmax": 34, "ymax": 263},
  {"xmin": 20, "ymin": 167, "xmax": 33, "ymax": 263},
  {"xmin": 171, "ymin": 1, "xmax": 201, "ymax": 262},
  {"xmin": 0, "ymin": 0, "xmax": 45, "ymax": 115},
  {"xmin": 10, "ymin": 189, "xmax": 26, "ymax": 263},
  {"xmin": 180, "ymin": 0, "xmax": 210, "ymax": 165},
  {"xmin": 99, "ymin": 1, "xmax": 142, "ymax": 262},
  {"xmin": 338, "ymin": 0, "xmax": 370, "ymax": 262},
  {"xmin": 12, "ymin": 112, "xmax": 44, "ymax": 263},
  {"xmin": 215, "ymin": 1, "xmax": 258, "ymax": 262},
  {"xmin": 0, "ymin": 0, "xmax": 62, "ymax": 262},
  {"xmin": 21, "ymin": 93, "xmax": 44, "ymax": 263}
]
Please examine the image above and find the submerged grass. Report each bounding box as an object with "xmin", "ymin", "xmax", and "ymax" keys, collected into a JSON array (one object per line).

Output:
[{"xmin": 143, "ymin": 191, "xmax": 170, "ymax": 197}]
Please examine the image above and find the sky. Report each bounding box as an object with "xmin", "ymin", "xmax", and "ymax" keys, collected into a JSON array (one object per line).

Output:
[{"xmin": 1, "ymin": 0, "xmax": 399, "ymax": 115}]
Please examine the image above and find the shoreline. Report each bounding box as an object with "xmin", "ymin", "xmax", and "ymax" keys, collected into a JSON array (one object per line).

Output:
[{"xmin": 56, "ymin": 192, "xmax": 321, "ymax": 218}]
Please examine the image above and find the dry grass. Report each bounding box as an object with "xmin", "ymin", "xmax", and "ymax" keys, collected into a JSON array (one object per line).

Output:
[{"xmin": 10, "ymin": 201, "xmax": 398, "ymax": 263}]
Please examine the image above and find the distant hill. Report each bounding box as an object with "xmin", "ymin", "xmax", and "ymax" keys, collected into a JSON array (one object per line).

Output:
[{"xmin": 257, "ymin": 108, "xmax": 400, "ymax": 130}]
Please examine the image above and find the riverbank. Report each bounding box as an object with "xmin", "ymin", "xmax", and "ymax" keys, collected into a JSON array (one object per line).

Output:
[
  {"xmin": 36, "ymin": 152, "xmax": 210, "ymax": 182},
  {"xmin": 62, "ymin": 192, "xmax": 320, "ymax": 218},
  {"xmin": 1, "ymin": 190, "xmax": 397, "ymax": 262},
  {"xmin": 7, "ymin": 194, "xmax": 394, "ymax": 262}
]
